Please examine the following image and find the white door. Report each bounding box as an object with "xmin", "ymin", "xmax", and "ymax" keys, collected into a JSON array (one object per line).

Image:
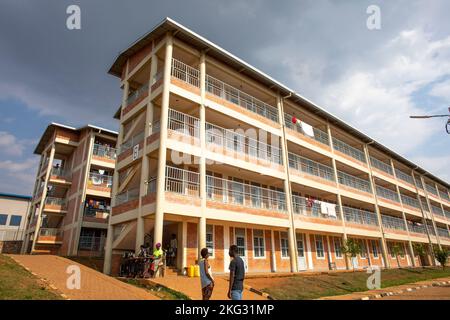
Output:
[{"xmin": 297, "ymin": 234, "xmax": 307, "ymax": 271}]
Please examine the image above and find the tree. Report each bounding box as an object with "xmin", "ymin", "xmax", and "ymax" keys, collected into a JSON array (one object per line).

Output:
[
  {"xmin": 433, "ymin": 247, "xmax": 449, "ymax": 270},
  {"xmin": 412, "ymin": 243, "xmax": 426, "ymax": 267},
  {"xmin": 341, "ymin": 239, "xmax": 361, "ymax": 271},
  {"xmin": 390, "ymin": 244, "xmax": 403, "ymax": 268}
]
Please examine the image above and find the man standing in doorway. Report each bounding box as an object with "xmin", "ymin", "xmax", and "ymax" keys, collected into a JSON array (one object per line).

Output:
[{"xmin": 227, "ymin": 244, "xmax": 245, "ymax": 300}]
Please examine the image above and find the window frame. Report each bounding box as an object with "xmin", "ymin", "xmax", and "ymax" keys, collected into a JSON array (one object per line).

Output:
[
  {"xmin": 333, "ymin": 237, "xmax": 343, "ymax": 259},
  {"xmin": 315, "ymin": 235, "xmax": 325, "ymax": 259},
  {"xmin": 235, "ymin": 227, "xmax": 246, "ymax": 257},
  {"xmin": 0, "ymin": 214, "xmax": 8, "ymax": 226},
  {"xmin": 253, "ymin": 229, "xmax": 266, "ymax": 259},
  {"xmin": 206, "ymin": 224, "xmax": 215, "ymax": 258},
  {"xmin": 9, "ymin": 215, "xmax": 22, "ymax": 227},
  {"xmin": 280, "ymin": 232, "xmax": 289, "ymax": 259},
  {"xmin": 371, "ymin": 240, "xmax": 379, "ymax": 258}
]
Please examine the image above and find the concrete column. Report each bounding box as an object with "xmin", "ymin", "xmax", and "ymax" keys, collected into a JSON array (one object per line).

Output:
[
  {"xmin": 305, "ymin": 233, "xmax": 314, "ymax": 270},
  {"xmin": 364, "ymin": 143, "xmax": 390, "ymax": 268},
  {"xmin": 224, "ymin": 225, "xmax": 230, "ymax": 273},
  {"xmin": 277, "ymin": 94, "xmax": 297, "ymax": 272},
  {"xmin": 153, "ymin": 33, "xmax": 173, "ymax": 248},
  {"xmin": 420, "ymin": 175, "xmax": 441, "ymax": 250},
  {"xmin": 181, "ymin": 221, "xmax": 187, "ymax": 271},
  {"xmin": 31, "ymin": 143, "xmax": 55, "ymax": 253},
  {"xmin": 198, "ymin": 52, "xmax": 207, "ymax": 257},
  {"xmin": 103, "ymin": 224, "xmax": 114, "ymax": 275},
  {"xmin": 270, "ymin": 229, "xmax": 277, "ymax": 272}
]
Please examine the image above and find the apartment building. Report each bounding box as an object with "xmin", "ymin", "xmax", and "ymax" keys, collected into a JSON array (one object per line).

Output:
[
  {"xmin": 0, "ymin": 193, "xmax": 31, "ymax": 253},
  {"xmin": 22, "ymin": 123, "xmax": 118, "ymax": 256},
  {"xmin": 103, "ymin": 18, "xmax": 450, "ymax": 275}
]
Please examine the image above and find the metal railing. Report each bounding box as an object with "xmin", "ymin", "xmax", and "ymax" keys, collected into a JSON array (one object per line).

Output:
[
  {"xmin": 50, "ymin": 167, "xmax": 70, "ymax": 179},
  {"xmin": 171, "ymin": 58, "xmax": 200, "ymax": 87},
  {"xmin": 381, "ymin": 214, "xmax": 406, "ymax": 231},
  {"xmin": 206, "ymin": 122, "xmax": 282, "ymax": 165},
  {"xmin": 168, "ymin": 108, "xmax": 200, "ymax": 138},
  {"xmin": 83, "ymin": 206, "xmax": 110, "ymax": 219},
  {"xmin": 431, "ymin": 204, "xmax": 445, "ymax": 217},
  {"xmin": 395, "ymin": 168, "xmax": 414, "ymax": 185},
  {"xmin": 439, "ymin": 189, "xmax": 450, "ymax": 201},
  {"xmin": 291, "ymin": 195, "xmax": 340, "ymax": 219},
  {"xmin": 120, "ymin": 131, "xmax": 145, "ymax": 153},
  {"xmin": 445, "ymin": 209, "xmax": 450, "ymax": 220},
  {"xmin": 437, "ymin": 227, "xmax": 450, "ymax": 238},
  {"xmin": 427, "ymin": 224, "xmax": 436, "ymax": 236},
  {"xmin": 288, "ymin": 152, "xmax": 334, "ymax": 181},
  {"xmin": 337, "ymin": 171, "xmax": 372, "ymax": 193},
  {"xmin": 88, "ymin": 172, "xmax": 113, "ymax": 188},
  {"xmin": 165, "ymin": 166, "xmax": 200, "ymax": 196},
  {"xmin": 146, "ymin": 177, "xmax": 157, "ymax": 194},
  {"xmin": 93, "ymin": 144, "xmax": 117, "ymax": 160},
  {"xmin": 45, "ymin": 197, "xmax": 67, "ymax": 209},
  {"xmin": 407, "ymin": 222, "xmax": 426, "ymax": 235},
  {"xmin": 376, "ymin": 185, "xmax": 400, "ymax": 203},
  {"xmin": 127, "ymin": 82, "xmax": 149, "ymax": 106},
  {"xmin": 425, "ymin": 183, "xmax": 438, "ymax": 196},
  {"xmin": 0, "ymin": 229, "xmax": 25, "ymax": 241},
  {"xmin": 414, "ymin": 177, "xmax": 424, "ymax": 190},
  {"xmin": 115, "ymin": 188, "xmax": 140, "ymax": 205},
  {"xmin": 206, "ymin": 175, "xmax": 286, "ymax": 212},
  {"xmin": 39, "ymin": 228, "xmax": 62, "ymax": 237},
  {"xmin": 401, "ymin": 194, "xmax": 421, "ymax": 209},
  {"xmin": 370, "ymin": 156, "xmax": 393, "ymax": 175},
  {"xmin": 332, "ymin": 137, "xmax": 366, "ymax": 163},
  {"xmin": 283, "ymin": 113, "xmax": 329, "ymax": 146},
  {"xmin": 342, "ymin": 206, "xmax": 378, "ymax": 226},
  {"xmin": 206, "ymin": 74, "xmax": 279, "ymax": 123},
  {"xmin": 422, "ymin": 201, "xmax": 430, "ymax": 212},
  {"xmin": 78, "ymin": 236, "xmax": 106, "ymax": 251},
  {"xmin": 152, "ymin": 71, "xmax": 163, "ymax": 85}
]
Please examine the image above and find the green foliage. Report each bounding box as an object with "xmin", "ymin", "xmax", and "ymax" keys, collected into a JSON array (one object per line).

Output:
[
  {"xmin": 433, "ymin": 248, "xmax": 449, "ymax": 270},
  {"xmin": 412, "ymin": 243, "xmax": 426, "ymax": 258}
]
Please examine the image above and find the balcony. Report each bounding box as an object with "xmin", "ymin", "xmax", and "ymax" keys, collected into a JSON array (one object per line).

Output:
[
  {"xmin": 394, "ymin": 168, "xmax": 415, "ymax": 186},
  {"xmin": 407, "ymin": 222, "xmax": 427, "ymax": 236},
  {"xmin": 431, "ymin": 204, "xmax": 445, "ymax": 218},
  {"xmin": 288, "ymin": 152, "xmax": 334, "ymax": 182},
  {"xmin": 115, "ymin": 188, "xmax": 140, "ymax": 206},
  {"xmin": 291, "ymin": 195, "xmax": 340, "ymax": 220},
  {"xmin": 78, "ymin": 236, "xmax": 105, "ymax": 252},
  {"xmin": 401, "ymin": 194, "xmax": 421, "ymax": 211},
  {"xmin": 414, "ymin": 177, "xmax": 424, "ymax": 190},
  {"xmin": 445, "ymin": 209, "xmax": 450, "ymax": 220},
  {"xmin": 376, "ymin": 185, "xmax": 400, "ymax": 203},
  {"xmin": 437, "ymin": 227, "xmax": 450, "ymax": 239},
  {"xmin": 206, "ymin": 175, "xmax": 287, "ymax": 213},
  {"xmin": 337, "ymin": 170, "xmax": 372, "ymax": 194},
  {"xmin": 168, "ymin": 108, "xmax": 200, "ymax": 141},
  {"xmin": 439, "ymin": 189, "xmax": 450, "ymax": 202},
  {"xmin": 370, "ymin": 156, "xmax": 393, "ymax": 176},
  {"xmin": 425, "ymin": 183, "xmax": 439, "ymax": 197},
  {"xmin": 171, "ymin": 58, "xmax": 200, "ymax": 88},
  {"xmin": 342, "ymin": 206, "xmax": 378, "ymax": 227},
  {"xmin": 126, "ymin": 82, "xmax": 149, "ymax": 106},
  {"xmin": 332, "ymin": 137, "xmax": 366, "ymax": 164},
  {"xmin": 283, "ymin": 113, "xmax": 330, "ymax": 146},
  {"xmin": 165, "ymin": 166, "xmax": 200, "ymax": 197},
  {"xmin": 119, "ymin": 131, "xmax": 145, "ymax": 154},
  {"xmin": 92, "ymin": 143, "xmax": 117, "ymax": 160},
  {"xmin": 87, "ymin": 173, "xmax": 113, "ymax": 192},
  {"xmin": 50, "ymin": 167, "xmax": 71, "ymax": 180},
  {"xmin": 381, "ymin": 214, "xmax": 406, "ymax": 232},
  {"xmin": 44, "ymin": 197, "xmax": 67, "ymax": 212},
  {"xmin": 37, "ymin": 228, "xmax": 63, "ymax": 244}
]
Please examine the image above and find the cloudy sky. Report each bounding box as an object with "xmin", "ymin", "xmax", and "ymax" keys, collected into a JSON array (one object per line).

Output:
[{"xmin": 0, "ymin": 0, "xmax": 449, "ymax": 195}]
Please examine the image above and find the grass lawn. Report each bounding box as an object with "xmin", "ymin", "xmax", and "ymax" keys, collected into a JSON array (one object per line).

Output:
[
  {"xmin": 0, "ymin": 254, "xmax": 61, "ymax": 300},
  {"xmin": 246, "ymin": 267, "xmax": 450, "ymax": 300},
  {"xmin": 121, "ymin": 278, "xmax": 190, "ymax": 300}
]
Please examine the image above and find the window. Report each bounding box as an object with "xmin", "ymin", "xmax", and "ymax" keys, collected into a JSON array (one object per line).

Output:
[
  {"xmin": 9, "ymin": 215, "xmax": 22, "ymax": 227},
  {"xmin": 235, "ymin": 228, "xmax": 246, "ymax": 256},
  {"xmin": 0, "ymin": 214, "xmax": 7, "ymax": 225},
  {"xmin": 280, "ymin": 232, "xmax": 289, "ymax": 258},
  {"xmin": 206, "ymin": 224, "xmax": 214, "ymax": 256},
  {"xmin": 360, "ymin": 240, "xmax": 367, "ymax": 259},
  {"xmin": 399, "ymin": 244, "xmax": 405, "ymax": 258},
  {"xmin": 389, "ymin": 243, "xmax": 396, "ymax": 258},
  {"xmin": 371, "ymin": 240, "xmax": 379, "ymax": 258},
  {"xmin": 253, "ymin": 229, "xmax": 265, "ymax": 258},
  {"xmin": 315, "ymin": 235, "xmax": 324, "ymax": 259},
  {"xmin": 334, "ymin": 238, "xmax": 342, "ymax": 258}
]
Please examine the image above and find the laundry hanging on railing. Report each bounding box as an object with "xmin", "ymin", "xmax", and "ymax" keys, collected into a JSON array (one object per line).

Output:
[
  {"xmin": 291, "ymin": 116, "xmax": 315, "ymax": 138},
  {"xmin": 319, "ymin": 201, "xmax": 337, "ymax": 218}
]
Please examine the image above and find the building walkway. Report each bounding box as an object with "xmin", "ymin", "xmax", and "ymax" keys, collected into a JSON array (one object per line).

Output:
[{"xmin": 9, "ymin": 255, "xmax": 159, "ymax": 300}]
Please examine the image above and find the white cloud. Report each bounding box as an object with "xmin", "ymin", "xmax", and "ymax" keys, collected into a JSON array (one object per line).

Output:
[
  {"xmin": 410, "ymin": 155, "xmax": 450, "ymax": 183},
  {"xmin": 0, "ymin": 131, "xmax": 37, "ymax": 157},
  {"xmin": 430, "ymin": 79, "xmax": 450, "ymax": 101},
  {"xmin": 0, "ymin": 157, "xmax": 39, "ymax": 195}
]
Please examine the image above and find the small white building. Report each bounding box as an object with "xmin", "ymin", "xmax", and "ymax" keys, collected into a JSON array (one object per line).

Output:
[{"xmin": 0, "ymin": 193, "xmax": 31, "ymax": 251}]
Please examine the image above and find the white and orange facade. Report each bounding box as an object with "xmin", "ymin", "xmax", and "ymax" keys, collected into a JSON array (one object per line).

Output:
[
  {"xmin": 103, "ymin": 18, "xmax": 450, "ymax": 275},
  {"xmin": 23, "ymin": 123, "xmax": 117, "ymax": 256}
]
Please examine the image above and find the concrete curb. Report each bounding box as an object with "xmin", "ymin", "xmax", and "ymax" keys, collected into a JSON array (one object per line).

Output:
[{"xmin": 244, "ymin": 284, "xmax": 274, "ymax": 300}]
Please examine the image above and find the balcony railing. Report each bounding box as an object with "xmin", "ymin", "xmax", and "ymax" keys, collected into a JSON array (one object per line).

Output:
[
  {"xmin": 445, "ymin": 209, "xmax": 450, "ymax": 220},
  {"xmin": 127, "ymin": 82, "xmax": 149, "ymax": 106},
  {"xmin": 425, "ymin": 183, "xmax": 438, "ymax": 196},
  {"xmin": 283, "ymin": 113, "xmax": 330, "ymax": 146},
  {"xmin": 394, "ymin": 168, "xmax": 414, "ymax": 185},
  {"xmin": 84, "ymin": 206, "xmax": 110, "ymax": 220},
  {"xmin": 332, "ymin": 137, "xmax": 366, "ymax": 163},
  {"xmin": 427, "ymin": 224, "xmax": 436, "ymax": 236},
  {"xmin": 50, "ymin": 167, "xmax": 70, "ymax": 179},
  {"xmin": 437, "ymin": 227, "xmax": 450, "ymax": 238},
  {"xmin": 376, "ymin": 185, "xmax": 400, "ymax": 203},
  {"xmin": 401, "ymin": 194, "xmax": 421, "ymax": 209},
  {"xmin": 414, "ymin": 177, "xmax": 424, "ymax": 190},
  {"xmin": 88, "ymin": 173, "xmax": 113, "ymax": 189},
  {"xmin": 115, "ymin": 188, "xmax": 140, "ymax": 205},
  {"xmin": 168, "ymin": 108, "xmax": 200, "ymax": 138},
  {"xmin": 120, "ymin": 131, "xmax": 145, "ymax": 153},
  {"xmin": 171, "ymin": 58, "xmax": 200, "ymax": 88},
  {"xmin": 165, "ymin": 166, "xmax": 200, "ymax": 196},
  {"xmin": 206, "ymin": 175, "xmax": 286, "ymax": 212},
  {"xmin": 439, "ymin": 189, "xmax": 450, "ymax": 201},
  {"xmin": 206, "ymin": 74, "xmax": 279, "ymax": 123},
  {"xmin": 39, "ymin": 228, "xmax": 62, "ymax": 237},
  {"xmin": 45, "ymin": 197, "xmax": 67, "ymax": 209},
  {"xmin": 288, "ymin": 153, "xmax": 334, "ymax": 182},
  {"xmin": 291, "ymin": 195, "xmax": 340, "ymax": 219},
  {"xmin": 431, "ymin": 204, "xmax": 445, "ymax": 217},
  {"xmin": 337, "ymin": 171, "xmax": 372, "ymax": 193},
  {"xmin": 422, "ymin": 202, "xmax": 430, "ymax": 212},
  {"xmin": 370, "ymin": 156, "xmax": 393, "ymax": 175},
  {"xmin": 93, "ymin": 144, "xmax": 117, "ymax": 160},
  {"xmin": 342, "ymin": 206, "xmax": 378, "ymax": 226},
  {"xmin": 206, "ymin": 122, "xmax": 282, "ymax": 165},
  {"xmin": 78, "ymin": 236, "xmax": 105, "ymax": 251},
  {"xmin": 381, "ymin": 214, "xmax": 406, "ymax": 231},
  {"xmin": 407, "ymin": 222, "xmax": 427, "ymax": 235}
]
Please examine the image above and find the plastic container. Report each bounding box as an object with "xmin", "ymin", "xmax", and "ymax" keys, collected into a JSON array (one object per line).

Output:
[
  {"xmin": 187, "ymin": 265, "xmax": 195, "ymax": 277},
  {"xmin": 194, "ymin": 264, "xmax": 200, "ymax": 277}
]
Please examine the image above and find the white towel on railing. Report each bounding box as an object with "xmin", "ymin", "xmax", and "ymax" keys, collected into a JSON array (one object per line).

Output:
[
  {"xmin": 300, "ymin": 121, "xmax": 315, "ymax": 137},
  {"xmin": 320, "ymin": 201, "xmax": 328, "ymax": 215},
  {"xmin": 327, "ymin": 203, "xmax": 337, "ymax": 218}
]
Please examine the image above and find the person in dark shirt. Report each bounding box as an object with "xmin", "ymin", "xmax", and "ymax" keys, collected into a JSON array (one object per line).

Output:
[{"xmin": 227, "ymin": 244, "xmax": 245, "ymax": 300}]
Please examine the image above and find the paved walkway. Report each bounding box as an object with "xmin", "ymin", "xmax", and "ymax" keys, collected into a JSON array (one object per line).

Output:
[
  {"xmin": 147, "ymin": 274, "xmax": 267, "ymax": 300},
  {"xmin": 380, "ymin": 285, "xmax": 450, "ymax": 300},
  {"xmin": 9, "ymin": 255, "xmax": 159, "ymax": 300},
  {"xmin": 318, "ymin": 277, "xmax": 450, "ymax": 300}
]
